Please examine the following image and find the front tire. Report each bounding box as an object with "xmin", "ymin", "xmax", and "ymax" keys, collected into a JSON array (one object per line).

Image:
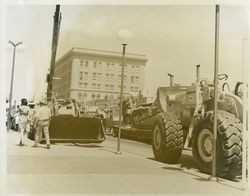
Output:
[
  {"xmin": 192, "ymin": 111, "xmax": 242, "ymax": 179},
  {"xmin": 152, "ymin": 113, "xmax": 184, "ymax": 164}
]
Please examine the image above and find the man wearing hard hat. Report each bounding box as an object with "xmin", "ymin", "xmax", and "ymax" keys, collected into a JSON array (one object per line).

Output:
[{"xmin": 33, "ymin": 99, "xmax": 51, "ymax": 149}]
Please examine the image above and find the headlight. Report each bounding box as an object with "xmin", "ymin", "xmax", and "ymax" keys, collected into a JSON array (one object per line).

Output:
[
  {"xmin": 226, "ymin": 100, "xmax": 233, "ymax": 111},
  {"xmin": 200, "ymin": 79, "xmax": 208, "ymax": 87},
  {"xmin": 218, "ymin": 93, "xmax": 225, "ymax": 101}
]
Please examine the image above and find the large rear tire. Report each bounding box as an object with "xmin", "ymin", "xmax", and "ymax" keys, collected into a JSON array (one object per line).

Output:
[
  {"xmin": 192, "ymin": 111, "xmax": 242, "ymax": 179},
  {"xmin": 152, "ymin": 113, "xmax": 184, "ymax": 164}
]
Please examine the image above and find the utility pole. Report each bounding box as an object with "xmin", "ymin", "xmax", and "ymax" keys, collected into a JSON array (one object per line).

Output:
[
  {"xmin": 211, "ymin": 4, "xmax": 220, "ymax": 181},
  {"xmin": 47, "ymin": 5, "xmax": 62, "ymax": 101}
]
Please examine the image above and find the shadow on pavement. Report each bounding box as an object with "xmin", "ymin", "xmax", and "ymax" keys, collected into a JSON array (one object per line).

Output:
[
  {"xmin": 178, "ymin": 154, "xmax": 197, "ymax": 169},
  {"xmin": 32, "ymin": 145, "xmax": 50, "ymax": 149},
  {"xmin": 162, "ymin": 166, "xmax": 184, "ymax": 171},
  {"xmin": 147, "ymin": 153, "xmax": 197, "ymax": 170},
  {"xmin": 64, "ymin": 143, "xmax": 103, "ymax": 148},
  {"xmin": 98, "ymin": 148, "xmax": 120, "ymax": 154}
]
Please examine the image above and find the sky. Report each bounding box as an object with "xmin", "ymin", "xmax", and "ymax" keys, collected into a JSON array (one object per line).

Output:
[{"xmin": 5, "ymin": 3, "xmax": 249, "ymax": 104}]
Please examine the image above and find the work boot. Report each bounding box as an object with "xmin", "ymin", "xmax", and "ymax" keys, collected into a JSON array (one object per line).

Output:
[{"xmin": 47, "ymin": 144, "xmax": 50, "ymax": 149}]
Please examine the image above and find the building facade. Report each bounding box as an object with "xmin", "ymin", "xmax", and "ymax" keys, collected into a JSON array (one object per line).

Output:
[{"xmin": 52, "ymin": 48, "xmax": 148, "ymax": 104}]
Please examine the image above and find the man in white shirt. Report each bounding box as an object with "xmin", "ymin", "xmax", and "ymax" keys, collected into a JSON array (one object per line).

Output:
[
  {"xmin": 18, "ymin": 99, "xmax": 29, "ymax": 146},
  {"xmin": 33, "ymin": 99, "xmax": 52, "ymax": 149}
]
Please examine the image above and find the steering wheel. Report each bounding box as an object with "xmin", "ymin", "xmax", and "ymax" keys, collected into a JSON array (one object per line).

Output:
[{"xmin": 218, "ymin": 74, "xmax": 228, "ymax": 81}]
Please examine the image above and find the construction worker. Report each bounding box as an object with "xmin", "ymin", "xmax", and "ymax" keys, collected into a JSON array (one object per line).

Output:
[
  {"xmin": 14, "ymin": 105, "xmax": 19, "ymax": 131},
  {"xmin": 33, "ymin": 99, "xmax": 51, "ymax": 149},
  {"xmin": 122, "ymin": 95, "xmax": 133, "ymax": 125},
  {"xmin": 9, "ymin": 105, "xmax": 16, "ymax": 130},
  {"xmin": 18, "ymin": 98, "xmax": 29, "ymax": 146}
]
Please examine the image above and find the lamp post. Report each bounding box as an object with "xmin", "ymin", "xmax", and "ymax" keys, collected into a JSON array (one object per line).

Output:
[
  {"xmin": 7, "ymin": 40, "xmax": 23, "ymax": 131},
  {"xmin": 210, "ymin": 4, "xmax": 220, "ymax": 181},
  {"xmin": 116, "ymin": 29, "xmax": 133, "ymax": 154}
]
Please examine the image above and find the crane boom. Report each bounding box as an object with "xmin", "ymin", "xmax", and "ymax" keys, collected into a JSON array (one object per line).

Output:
[{"xmin": 47, "ymin": 5, "xmax": 61, "ymax": 101}]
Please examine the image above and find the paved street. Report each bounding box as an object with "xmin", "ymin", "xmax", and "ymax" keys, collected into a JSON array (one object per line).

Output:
[{"xmin": 7, "ymin": 131, "xmax": 247, "ymax": 195}]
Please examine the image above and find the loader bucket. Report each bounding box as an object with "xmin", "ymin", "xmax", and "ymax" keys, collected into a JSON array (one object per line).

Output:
[{"xmin": 46, "ymin": 115, "xmax": 105, "ymax": 143}]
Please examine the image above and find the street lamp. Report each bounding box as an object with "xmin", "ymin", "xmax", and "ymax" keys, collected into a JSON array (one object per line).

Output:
[
  {"xmin": 7, "ymin": 40, "xmax": 23, "ymax": 131},
  {"xmin": 116, "ymin": 29, "xmax": 133, "ymax": 154}
]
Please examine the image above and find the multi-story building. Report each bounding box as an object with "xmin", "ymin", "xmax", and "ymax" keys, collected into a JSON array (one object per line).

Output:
[{"xmin": 52, "ymin": 47, "xmax": 148, "ymax": 104}]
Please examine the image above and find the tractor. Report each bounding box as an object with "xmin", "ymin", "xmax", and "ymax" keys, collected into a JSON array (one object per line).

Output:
[
  {"xmin": 114, "ymin": 65, "xmax": 243, "ymax": 180},
  {"xmin": 151, "ymin": 65, "xmax": 243, "ymax": 180}
]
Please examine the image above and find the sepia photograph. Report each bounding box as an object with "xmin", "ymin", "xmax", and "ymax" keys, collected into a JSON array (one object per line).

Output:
[{"xmin": 1, "ymin": 0, "xmax": 250, "ymax": 195}]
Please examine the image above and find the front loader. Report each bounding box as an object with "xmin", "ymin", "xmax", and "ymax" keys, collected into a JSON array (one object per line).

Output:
[
  {"xmin": 151, "ymin": 65, "xmax": 243, "ymax": 179},
  {"xmin": 47, "ymin": 98, "xmax": 105, "ymax": 143}
]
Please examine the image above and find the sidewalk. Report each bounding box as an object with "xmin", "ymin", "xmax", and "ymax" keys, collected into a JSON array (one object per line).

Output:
[{"xmin": 7, "ymin": 131, "xmax": 248, "ymax": 195}]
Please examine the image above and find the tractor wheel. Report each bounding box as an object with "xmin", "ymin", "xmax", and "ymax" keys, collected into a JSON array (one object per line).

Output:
[
  {"xmin": 192, "ymin": 111, "xmax": 242, "ymax": 179},
  {"xmin": 152, "ymin": 113, "xmax": 184, "ymax": 164}
]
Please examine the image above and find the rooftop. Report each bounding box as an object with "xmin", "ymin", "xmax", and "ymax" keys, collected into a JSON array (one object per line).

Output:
[{"xmin": 56, "ymin": 47, "xmax": 148, "ymax": 65}]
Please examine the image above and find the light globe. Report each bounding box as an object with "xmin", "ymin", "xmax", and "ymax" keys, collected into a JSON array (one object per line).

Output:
[{"xmin": 117, "ymin": 29, "xmax": 133, "ymax": 45}]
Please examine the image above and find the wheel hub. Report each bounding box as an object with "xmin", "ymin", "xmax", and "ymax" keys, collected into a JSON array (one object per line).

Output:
[
  {"xmin": 197, "ymin": 129, "xmax": 213, "ymax": 163},
  {"xmin": 153, "ymin": 125, "xmax": 161, "ymax": 150},
  {"xmin": 204, "ymin": 136, "xmax": 212, "ymax": 154}
]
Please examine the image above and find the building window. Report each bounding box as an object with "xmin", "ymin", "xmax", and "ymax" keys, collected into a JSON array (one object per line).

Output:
[
  {"xmin": 79, "ymin": 72, "xmax": 83, "ymax": 80},
  {"xmin": 110, "ymin": 95, "xmax": 114, "ymax": 100},
  {"xmin": 84, "ymin": 83, "xmax": 88, "ymax": 89},
  {"xmin": 131, "ymin": 76, "xmax": 134, "ymax": 83},
  {"xmin": 80, "ymin": 60, "xmax": 83, "ymax": 67},
  {"xmin": 93, "ymin": 72, "xmax": 97, "ymax": 80},
  {"xmin": 85, "ymin": 61, "xmax": 89, "ymax": 67},
  {"xmin": 93, "ymin": 62, "xmax": 97, "ymax": 68},
  {"xmin": 92, "ymin": 93, "xmax": 96, "ymax": 99},
  {"xmin": 105, "ymin": 95, "xmax": 109, "ymax": 100},
  {"xmin": 78, "ymin": 92, "xmax": 82, "ymax": 100},
  {"xmin": 97, "ymin": 94, "xmax": 101, "ymax": 99}
]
